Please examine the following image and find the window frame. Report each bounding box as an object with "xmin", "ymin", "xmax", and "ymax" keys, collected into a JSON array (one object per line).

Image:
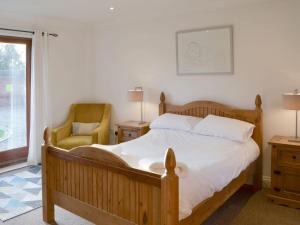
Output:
[{"xmin": 0, "ymin": 35, "xmax": 32, "ymax": 166}]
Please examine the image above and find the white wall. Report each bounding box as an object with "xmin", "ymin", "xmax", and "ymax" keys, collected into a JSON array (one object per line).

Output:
[
  {"xmin": 0, "ymin": 13, "xmax": 94, "ymax": 126},
  {"xmin": 1, "ymin": 0, "xmax": 298, "ymax": 177},
  {"xmin": 91, "ymin": 0, "xmax": 300, "ymax": 177}
]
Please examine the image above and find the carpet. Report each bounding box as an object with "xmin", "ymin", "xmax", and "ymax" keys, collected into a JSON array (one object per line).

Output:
[
  {"xmin": 231, "ymin": 190, "xmax": 300, "ymax": 225},
  {"xmin": 0, "ymin": 166, "xmax": 42, "ymax": 221},
  {"xmin": 203, "ymin": 188, "xmax": 253, "ymax": 225}
]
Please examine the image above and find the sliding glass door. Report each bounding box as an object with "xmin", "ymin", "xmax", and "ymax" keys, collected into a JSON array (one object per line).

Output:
[{"xmin": 0, "ymin": 36, "xmax": 31, "ymax": 166}]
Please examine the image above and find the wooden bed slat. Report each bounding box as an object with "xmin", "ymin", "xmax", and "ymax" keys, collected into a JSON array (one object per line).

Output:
[{"xmin": 53, "ymin": 191, "xmax": 136, "ymax": 225}]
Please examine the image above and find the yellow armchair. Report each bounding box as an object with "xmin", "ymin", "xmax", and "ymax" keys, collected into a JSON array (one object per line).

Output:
[{"xmin": 51, "ymin": 103, "xmax": 111, "ymax": 150}]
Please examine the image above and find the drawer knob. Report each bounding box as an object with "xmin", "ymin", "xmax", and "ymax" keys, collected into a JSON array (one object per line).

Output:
[
  {"xmin": 273, "ymin": 170, "xmax": 281, "ymax": 175},
  {"xmin": 129, "ymin": 133, "xmax": 132, "ymax": 137},
  {"xmin": 273, "ymin": 187, "xmax": 281, "ymax": 192},
  {"xmin": 292, "ymin": 155, "xmax": 297, "ymax": 160}
]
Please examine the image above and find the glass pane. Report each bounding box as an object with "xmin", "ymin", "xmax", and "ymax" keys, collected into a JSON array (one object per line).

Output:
[{"xmin": 0, "ymin": 42, "xmax": 27, "ymax": 152}]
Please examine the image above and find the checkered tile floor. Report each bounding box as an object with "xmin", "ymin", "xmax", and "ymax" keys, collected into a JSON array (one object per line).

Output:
[{"xmin": 0, "ymin": 166, "xmax": 42, "ymax": 221}]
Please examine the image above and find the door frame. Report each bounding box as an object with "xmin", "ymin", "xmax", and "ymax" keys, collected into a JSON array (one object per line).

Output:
[{"xmin": 0, "ymin": 35, "xmax": 32, "ymax": 167}]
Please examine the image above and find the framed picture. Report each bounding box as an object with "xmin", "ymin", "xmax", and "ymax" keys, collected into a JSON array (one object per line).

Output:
[{"xmin": 176, "ymin": 25, "xmax": 234, "ymax": 75}]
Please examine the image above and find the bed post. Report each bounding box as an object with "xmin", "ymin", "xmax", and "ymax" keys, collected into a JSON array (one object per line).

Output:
[
  {"xmin": 42, "ymin": 128, "xmax": 55, "ymax": 223},
  {"xmin": 161, "ymin": 148, "xmax": 179, "ymax": 225},
  {"xmin": 159, "ymin": 92, "xmax": 166, "ymax": 115},
  {"xmin": 253, "ymin": 95, "xmax": 263, "ymax": 191}
]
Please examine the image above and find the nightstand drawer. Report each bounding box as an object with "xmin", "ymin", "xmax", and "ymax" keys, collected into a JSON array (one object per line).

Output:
[
  {"xmin": 116, "ymin": 121, "xmax": 150, "ymax": 144},
  {"xmin": 121, "ymin": 136, "xmax": 135, "ymax": 142},
  {"xmin": 272, "ymin": 168, "xmax": 300, "ymax": 198},
  {"xmin": 283, "ymin": 173, "xmax": 300, "ymax": 194},
  {"xmin": 122, "ymin": 129, "xmax": 138, "ymax": 139},
  {"xmin": 269, "ymin": 136, "xmax": 300, "ymax": 208},
  {"xmin": 278, "ymin": 148, "xmax": 300, "ymax": 166}
]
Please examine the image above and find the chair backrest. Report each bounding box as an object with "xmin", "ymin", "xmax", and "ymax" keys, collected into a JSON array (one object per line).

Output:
[{"xmin": 73, "ymin": 104, "xmax": 107, "ymax": 123}]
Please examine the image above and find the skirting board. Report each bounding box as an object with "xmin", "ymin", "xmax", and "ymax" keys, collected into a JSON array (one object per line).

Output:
[{"xmin": 263, "ymin": 176, "xmax": 271, "ymax": 188}]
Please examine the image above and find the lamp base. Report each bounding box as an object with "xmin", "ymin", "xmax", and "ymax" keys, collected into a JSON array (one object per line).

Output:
[{"xmin": 288, "ymin": 137, "xmax": 300, "ymax": 143}]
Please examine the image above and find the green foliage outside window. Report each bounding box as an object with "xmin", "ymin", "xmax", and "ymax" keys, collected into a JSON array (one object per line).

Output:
[
  {"xmin": 0, "ymin": 129, "xmax": 5, "ymax": 139},
  {"xmin": 0, "ymin": 44, "xmax": 25, "ymax": 71}
]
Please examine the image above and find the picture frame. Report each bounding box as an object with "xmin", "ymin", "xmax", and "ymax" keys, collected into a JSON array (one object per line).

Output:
[{"xmin": 176, "ymin": 25, "xmax": 234, "ymax": 75}]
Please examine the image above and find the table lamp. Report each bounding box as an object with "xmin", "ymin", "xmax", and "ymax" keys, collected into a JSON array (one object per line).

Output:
[
  {"xmin": 283, "ymin": 89, "xmax": 300, "ymax": 142},
  {"xmin": 128, "ymin": 87, "xmax": 145, "ymax": 124}
]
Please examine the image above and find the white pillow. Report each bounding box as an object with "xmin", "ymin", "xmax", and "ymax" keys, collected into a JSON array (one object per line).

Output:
[
  {"xmin": 150, "ymin": 113, "xmax": 202, "ymax": 132},
  {"xmin": 193, "ymin": 115, "xmax": 255, "ymax": 143},
  {"xmin": 72, "ymin": 122, "xmax": 100, "ymax": 136}
]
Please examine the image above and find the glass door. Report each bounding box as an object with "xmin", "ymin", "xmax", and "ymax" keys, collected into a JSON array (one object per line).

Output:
[{"xmin": 0, "ymin": 36, "xmax": 31, "ymax": 167}]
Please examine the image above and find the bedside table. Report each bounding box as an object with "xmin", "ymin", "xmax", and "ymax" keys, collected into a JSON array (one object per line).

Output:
[
  {"xmin": 116, "ymin": 121, "xmax": 150, "ymax": 144},
  {"xmin": 268, "ymin": 136, "xmax": 300, "ymax": 208}
]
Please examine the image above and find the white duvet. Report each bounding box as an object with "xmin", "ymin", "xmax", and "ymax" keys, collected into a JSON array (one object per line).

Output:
[{"xmin": 93, "ymin": 129, "xmax": 259, "ymax": 220}]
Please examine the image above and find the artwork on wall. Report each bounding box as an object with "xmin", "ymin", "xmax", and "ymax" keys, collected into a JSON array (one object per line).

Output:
[{"xmin": 176, "ymin": 25, "xmax": 234, "ymax": 75}]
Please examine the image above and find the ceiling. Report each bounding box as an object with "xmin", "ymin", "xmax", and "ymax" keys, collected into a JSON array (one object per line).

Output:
[{"xmin": 1, "ymin": 0, "xmax": 272, "ymax": 24}]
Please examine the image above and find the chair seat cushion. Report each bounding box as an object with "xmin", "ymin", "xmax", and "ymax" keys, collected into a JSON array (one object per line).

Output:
[{"xmin": 57, "ymin": 136, "xmax": 93, "ymax": 150}]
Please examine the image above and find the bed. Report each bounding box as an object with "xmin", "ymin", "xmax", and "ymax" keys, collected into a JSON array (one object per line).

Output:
[{"xmin": 42, "ymin": 92, "xmax": 263, "ymax": 225}]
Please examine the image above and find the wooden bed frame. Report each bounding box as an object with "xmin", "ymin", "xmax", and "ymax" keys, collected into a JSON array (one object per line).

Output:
[{"xmin": 42, "ymin": 92, "xmax": 263, "ymax": 225}]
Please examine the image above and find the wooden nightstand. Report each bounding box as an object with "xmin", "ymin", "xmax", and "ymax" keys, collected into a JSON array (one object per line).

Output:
[
  {"xmin": 268, "ymin": 136, "xmax": 300, "ymax": 208},
  {"xmin": 116, "ymin": 121, "xmax": 150, "ymax": 144}
]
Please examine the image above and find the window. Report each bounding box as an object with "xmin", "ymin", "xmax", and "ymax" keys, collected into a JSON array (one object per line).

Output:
[{"xmin": 0, "ymin": 36, "xmax": 32, "ymax": 166}]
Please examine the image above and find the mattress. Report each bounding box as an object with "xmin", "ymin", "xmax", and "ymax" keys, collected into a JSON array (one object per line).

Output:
[{"xmin": 93, "ymin": 129, "xmax": 259, "ymax": 219}]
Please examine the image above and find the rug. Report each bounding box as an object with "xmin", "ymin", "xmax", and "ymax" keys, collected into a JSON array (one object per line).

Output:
[
  {"xmin": 0, "ymin": 166, "xmax": 42, "ymax": 221},
  {"xmin": 230, "ymin": 190, "xmax": 300, "ymax": 225}
]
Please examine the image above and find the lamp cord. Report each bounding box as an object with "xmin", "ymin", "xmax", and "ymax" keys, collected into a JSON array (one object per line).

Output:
[
  {"xmin": 140, "ymin": 101, "xmax": 143, "ymax": 123},
  {"xmin": 296, "ymin": 110, "xmax": 298, "ymax": 139}
]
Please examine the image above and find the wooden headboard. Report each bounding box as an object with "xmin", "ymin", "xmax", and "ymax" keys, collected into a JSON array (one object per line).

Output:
[
  {"xmin": 159, "ymin": 92, "xmax": 263, "ymax": 152},
  {"xmin": 159, "ymin": 92, "xmax": 263, "ymax": 189}
]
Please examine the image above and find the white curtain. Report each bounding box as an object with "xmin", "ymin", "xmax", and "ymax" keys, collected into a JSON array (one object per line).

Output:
[{"xmin": 27, "ymin": 31, "xmax": 52, "ymax": 165}]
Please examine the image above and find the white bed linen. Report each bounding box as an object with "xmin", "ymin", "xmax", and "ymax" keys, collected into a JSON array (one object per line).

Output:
[{"xmin": 93, "ymin": 129, "xmax": 259, "ymax": 220}]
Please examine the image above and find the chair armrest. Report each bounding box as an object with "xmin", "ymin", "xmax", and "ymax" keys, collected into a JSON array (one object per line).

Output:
[
  {"xmin": 51, "ymin": 105, "xmax": 75, "ymax": 146},
  {"xmin": 92, "ymin": 104, "xmax": 111, "ymax": 144},
  {"xmin": 51, "ymin": 121, "xmax": 72, "ymax": 146}
]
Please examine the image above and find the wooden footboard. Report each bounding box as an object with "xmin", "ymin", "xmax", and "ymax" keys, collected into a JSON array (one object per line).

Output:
[{"xmin": 42, "ymin": 128, "xmax": 179, "ymax": 225}]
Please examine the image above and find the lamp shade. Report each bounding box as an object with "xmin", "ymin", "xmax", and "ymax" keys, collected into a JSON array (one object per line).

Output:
[
  {"xmin": 128, "ymin": 88, "xmax": 143, "ymax": 102},
  {"xmin": 283, "ymin": 92, "xmax": 300, "ymax": 110}
]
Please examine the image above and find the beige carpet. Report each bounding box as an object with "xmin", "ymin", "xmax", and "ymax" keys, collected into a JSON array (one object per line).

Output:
[
  {"xmin": 0, "ymin": 189, "xmax": 299, "ymax": 225},
  {"xmin": 203, "ymin": 188, "xmax": 253, "ymax": 225},
  {"xmin": 231, "ymin": 190, "xmax": 300, "ymax": 225}
]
